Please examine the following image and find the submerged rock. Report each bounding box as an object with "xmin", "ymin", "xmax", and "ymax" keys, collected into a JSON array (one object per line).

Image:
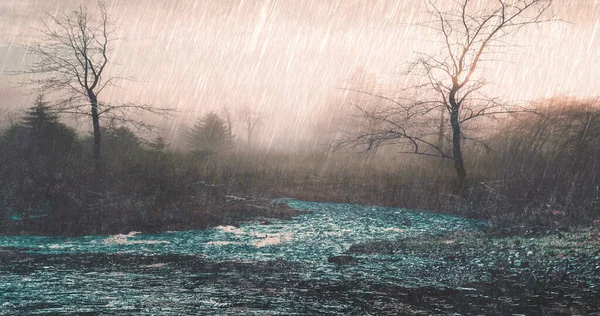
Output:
[{"xmin": 328, "ymin": 255, "xmax": 355, "ymax": 265}]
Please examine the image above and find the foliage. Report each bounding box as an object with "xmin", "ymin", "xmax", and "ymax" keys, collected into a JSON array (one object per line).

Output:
[
  {"xmin": 187, "ymin": 112, "xmax": 232, "ymax": 155},
  {"xmin": 0, "ymin": 95, "xmax": 80, "ymax": 219},
  {"xmin": 1, "ymin": 93, "xmax": 599, "ymax": 236},
  {"xmin": 103, "ymin": 126, "xmax": 142, "ymax": 149},
  {"xmin": 4, "ymin": 95, "xmax": 79, "ymax": 154},
  {"xmin": 148, "ymin": 136, "xmax": 168, "ymax": 152},
  {"xmin": 18, "ymin": 1, "xmax": 171, "ymax": 169}
]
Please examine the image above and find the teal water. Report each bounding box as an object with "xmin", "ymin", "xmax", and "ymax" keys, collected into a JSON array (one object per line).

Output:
[{"xmin": 0, "ymin": 199, "xmax": 486, "ymax": 315}]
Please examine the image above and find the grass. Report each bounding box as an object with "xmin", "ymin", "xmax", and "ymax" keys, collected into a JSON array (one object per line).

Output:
[{"xmin": 1, "ymin": 98, "xmax": 599, "ymax": 235}]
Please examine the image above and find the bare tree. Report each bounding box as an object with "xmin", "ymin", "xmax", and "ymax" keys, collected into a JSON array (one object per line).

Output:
[
  {"xmin": 222, "ymin": 105, "xmax": 235, "ymax": 143},
  {"xmin": 0, "ymin": 108, "xmax": 18, "ymax": 132},
  {"xmin": 239, "ymin": 105, "xmax": 267, "ymax": 148},
  {"xmin": 18, "ymin": 1, "xmax": 169, "ymax": 171},
  {"xmin": 339, "ymin": 0, "xmax": 552, "ymax": 190}
]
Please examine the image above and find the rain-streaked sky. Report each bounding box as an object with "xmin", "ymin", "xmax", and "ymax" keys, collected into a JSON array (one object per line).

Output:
[{"xmin": 0, "ymin": 0, "xmax": 599, "ymax": 144}]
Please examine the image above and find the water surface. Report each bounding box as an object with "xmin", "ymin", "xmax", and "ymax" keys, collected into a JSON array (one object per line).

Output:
[{"xmin": 0, "ymin": 199, "xmax": 486, "ymax": 315}]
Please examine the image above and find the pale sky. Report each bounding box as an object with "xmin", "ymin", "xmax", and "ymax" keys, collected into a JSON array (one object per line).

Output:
[{"xmin": 0, "ymin": 0, "xmax": 599, "ymax": 145}]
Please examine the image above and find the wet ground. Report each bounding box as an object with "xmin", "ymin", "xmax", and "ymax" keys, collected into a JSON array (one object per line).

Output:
[{"xmin": 0, "ymin": 199, "xmax": 599, "ymax": 315}]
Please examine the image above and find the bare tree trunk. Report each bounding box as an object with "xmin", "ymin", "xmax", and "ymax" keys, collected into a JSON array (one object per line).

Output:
[
  {"xmin": 449, "ymin": 92, "xmax": 467, "ymax": 191},
  {"xmin": 223, "ymin": 106, "xmax": 233, "ymax": 142},
  {"xmin": 438, "ymin": 107, "xmax": 445, "ymax": 150},
  {"xmin": 88, "ymin": 91, "xmax": 102, "ymax": 172}
]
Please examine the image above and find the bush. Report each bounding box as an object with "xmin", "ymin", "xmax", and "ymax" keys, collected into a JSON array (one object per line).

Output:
[
  {"xmin": 0, "ymin": 96, "xmax": 80, "ymax": 222},
  {"xmin": 469, "ymin": 97, "xmax": 600, "ymax": 225}
]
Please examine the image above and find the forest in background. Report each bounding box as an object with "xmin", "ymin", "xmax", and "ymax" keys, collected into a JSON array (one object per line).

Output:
[
  {"xmin": 1, "ymin": 93, "xmax": 599, "ymax": 235},
  {"xmin": 1, "ymin": 0, "xmax": 599, "ymax": 236}
]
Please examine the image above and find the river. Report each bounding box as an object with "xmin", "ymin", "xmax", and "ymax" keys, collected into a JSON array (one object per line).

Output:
[{"xmin": 0, "ymin": 199, "xmax": 496, "ymax": 315}]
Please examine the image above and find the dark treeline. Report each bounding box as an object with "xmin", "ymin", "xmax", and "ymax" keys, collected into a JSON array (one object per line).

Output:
[
  {"xmin": 0, "ymin": 95, "xmax": 599, "ymax": 235},
  {"xmin": 0, "ymin": 97, "xmax": 299, "ymax": 235},
  {"xmin": 1, "ymin": 0, "xmax": 598, "ymax": 236}
]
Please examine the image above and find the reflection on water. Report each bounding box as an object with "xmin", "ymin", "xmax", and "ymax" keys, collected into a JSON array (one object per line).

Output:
[{"xmin": 0, "ymin": 199, "xmax": 486, "ymax": 315}]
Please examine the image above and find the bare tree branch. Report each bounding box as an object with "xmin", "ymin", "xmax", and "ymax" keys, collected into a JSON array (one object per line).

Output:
[
  {"xmin": 338, "ymin": 0, "xmax": 554, "ymax": 190},
  {"xmin": 12, "ymin": 1, "xmax": 173, "ymax": 171}
]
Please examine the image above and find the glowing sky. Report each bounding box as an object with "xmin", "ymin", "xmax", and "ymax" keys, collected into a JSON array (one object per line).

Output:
[{"xmin": 0, "ymin": 0, "xmax": 599, "ymax": 144}]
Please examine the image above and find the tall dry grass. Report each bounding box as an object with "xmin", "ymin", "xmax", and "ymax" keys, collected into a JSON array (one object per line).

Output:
[{"xmin": 1, "ymin": 97, "xmax": 599, "ymax": 234}]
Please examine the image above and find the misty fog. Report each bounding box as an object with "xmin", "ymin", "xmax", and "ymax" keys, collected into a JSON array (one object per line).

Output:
[
  {"xmin": 1, "ymin": 1, "xmax": 600, "ymax": 315},
  {"xmin": 1, "ymin": 0, "xmax": 599, "ymax": 151}
]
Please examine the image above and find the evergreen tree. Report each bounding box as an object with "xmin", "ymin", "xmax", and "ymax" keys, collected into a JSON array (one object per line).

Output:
[
  {"xmin": 0, "ymin": 94, "xmax": 79, "ymax": 219},
  {"xmin": 187, "ymin": 112, "xmax": 231, "ymax": 154},
  {"xmin": 148, "ymin": 136, "xmax": 168, "ymax": 152},
  {"xmin": 104, "ymin": 126, "xmax": 141, "ymax": 149},
  {"xmin": 3, "ymin": 94, "xmax": 78, "ymax": 155}
]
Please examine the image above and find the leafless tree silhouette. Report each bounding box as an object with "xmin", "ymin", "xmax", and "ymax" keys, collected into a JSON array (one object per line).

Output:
[
  {"xmin": 18, "ymin": 1, "xmax": 170, "ymax": 171},
  {"xmin": 240, "ymin": 105, "xmax": 267, "ymax": 148},
  {"xmin": 339, "ymin": 0, "xmax": 553, "ymax": 190}
]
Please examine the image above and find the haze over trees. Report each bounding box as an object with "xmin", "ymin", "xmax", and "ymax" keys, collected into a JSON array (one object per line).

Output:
[
  {"xmin": 18, "ymin": 1, "xmax": 169, "ymax": 171},
  {"xmin": 187, "ymin": 112, "xmax": 232, "ymax": 155},
  {"xmin": 339, "ymin": 0, "xmax": 553, "ymax": 190},
  {"xmin": 0, "ymin": 95, "xmax": 80, "ymax": 220},
  {"xmin": 239, "ymin": 105, "xmax": 267, "ymax": 148},
  {"xmin": 3, "ymin": 1, "xmax": 600, "ymax": 313},
  {"xmin": 0, "ymin": 0, "xmax": 598, "ymax": 235}
]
